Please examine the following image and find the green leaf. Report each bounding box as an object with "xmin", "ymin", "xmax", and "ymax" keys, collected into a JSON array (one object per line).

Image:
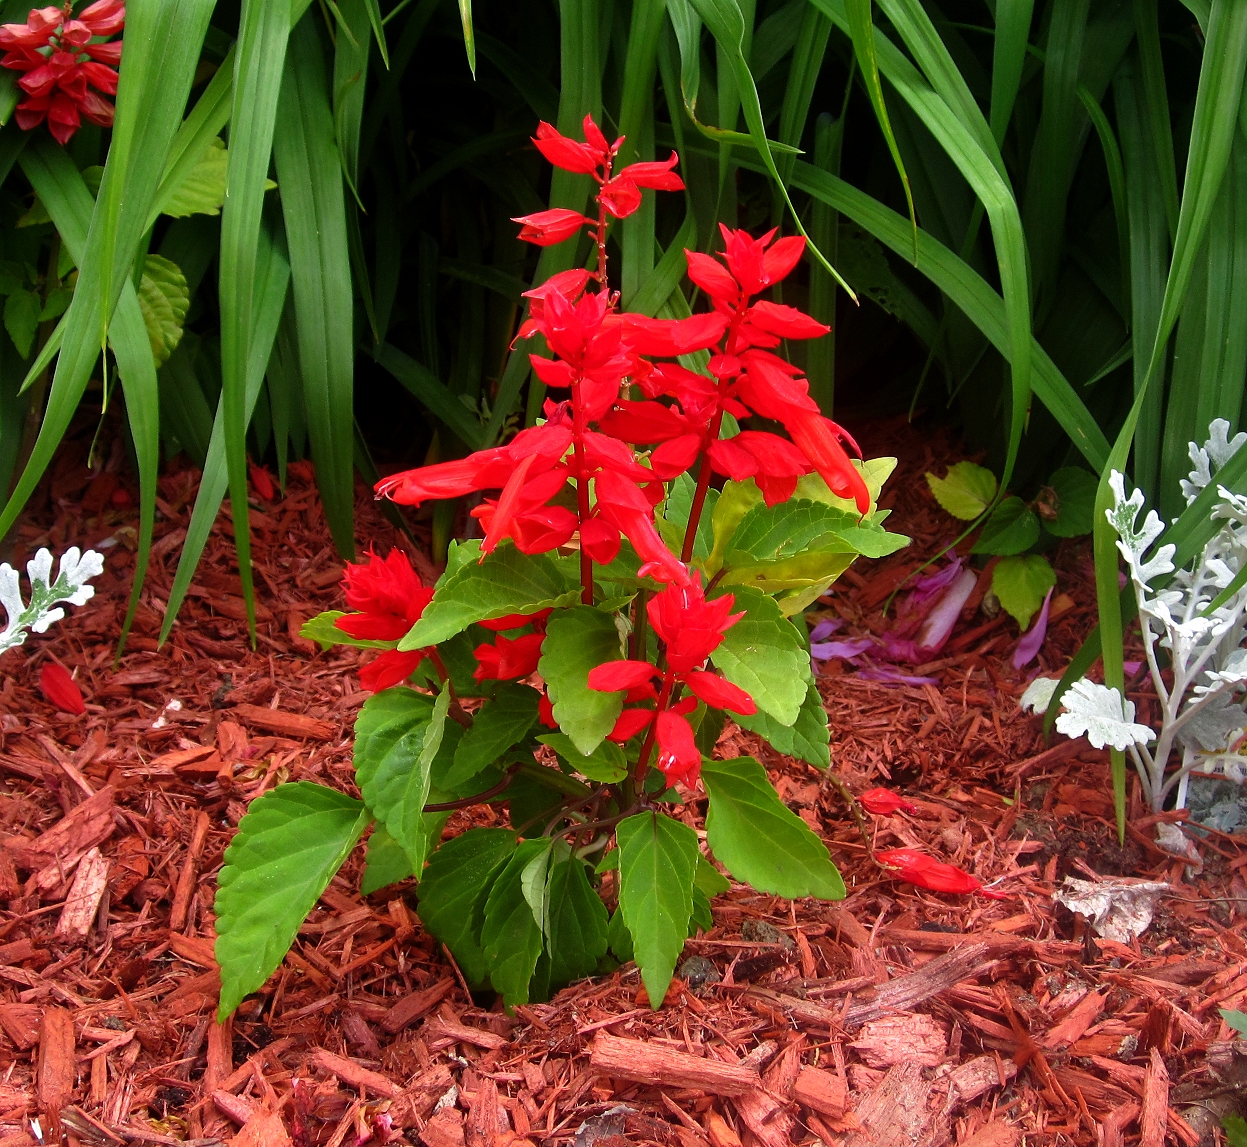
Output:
[
  {"xmin": 973, "ymin": 496, "xmax": 1040, "ymax": 556},
  {"xmin": 38, "ymin": 286, "xmax": 73, "ymax": 323},
  {"xmin": 402, "ymin": 545, "xmax": 579, "ymax": 648},
  {"xmin": 709, "ymin": 586, "xmax": 809, "ymax": 726},
  {"xmin": 360, "ymin": 823, "xmax": 414, "ymax": 894},
  {"xmin": 3, "ymin": 289, "xmax": 38, "ymax": 358},
  {"xmin": 726, "ymin": 499, "xmax": 863, "ymax": 563},
  {"xmin": 481, "ymin": 837, "xmax": 550, "ymax": 1005},
  {"xmin": 707, "ymin": 479, "xmax": 765, "ymax": 573},
  {"xmin": 443, "ymin": 683, "xmax": 540, "ymax": 790},
  {"xmin": 1045, "ymin": 467, "xmax": 1098, "ymax": 538},
  {"xmin": 1220, "ymin": 1009, "xmax": 1247, "ymax": 1037},
  {"xmin": 689, "ymin": 886, "xmax": 713, "ymax": 934},
  {"xmin": 215, "ymin": 782, "xmax": 370, "ymax": 1019},
  {"xmin": 417, "ymin": 828, "xmax": 518, "ymax": 986},
  {"xmin": 161, "ymin": 136, "xmax": 231, "ymax": 217},
  {"xmin": 299, "ymin": 609, "xmax": 396, "ymax": 650},
  {"xmin": 991, "ymin": 555, "xmax": 1057, "ymax": 629},
  {"xmin": 138, "ymin": 255, "xmax": 190, "ymax": 368},
  {"xmin": 925, "ymin": 461, "xmax": 997, "ymax": 520},
  {"xmin": 353, "ymin": 688, "xmax": 448, "ymax": 872},
  {"xmin": 607, "ymin": 907, "xmax": 634, "ymax": 963},
  {"xmin": 735, "ymin": 678, "xmax": 830, "ymax": 768},
  {"xmin": 695, "ymin": 853, "xmax": 730, "ymax": 897},
  {"xmin": 617, "ymin": 811, "xmax": 699, "ymax": 1008},
  {"xmin": 1226, "ymin": 1116, "xmax": 1247, "ymax": 1147},
  {"xmin": 539, "ymin": 605, "xmax": 625, "ymax": 756},
  {"xmin": 537, "ymin": 733, "xmax": 628, "ymax": 783},
  {"xmin": 545, "ymin": 858, "xmax": 609, "ymax": 987},
  {"xmin": 700, "ymin": 756, "xmax": 845, "ymax": 900}
]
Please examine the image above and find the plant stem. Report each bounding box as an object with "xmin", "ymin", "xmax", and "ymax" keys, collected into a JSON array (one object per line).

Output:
[
  {"xmin": 633, "ymin": 671, "xmax": 675, "ymax": 787},
  {"xmin": 424, "ymin": 769, "xmax": 517, "ymax": 811},
  {"xmin": 428, "ymin": 649, "xmax": 472, "ymax": 727}
]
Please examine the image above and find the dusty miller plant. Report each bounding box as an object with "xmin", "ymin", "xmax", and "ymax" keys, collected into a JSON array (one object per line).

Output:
[
  {"xmin": 1022, "ymin": 420, "xmax": 1247, "ymax": 812},
  {"xmin": 0, "ymin": 547, "xmax": 104, "ymax": 653}
]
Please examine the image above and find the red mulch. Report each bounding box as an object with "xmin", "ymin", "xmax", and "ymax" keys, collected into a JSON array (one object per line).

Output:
[{"xmin": 0, "ymin": 416, "xmax": 1243, "ymax": 1147}]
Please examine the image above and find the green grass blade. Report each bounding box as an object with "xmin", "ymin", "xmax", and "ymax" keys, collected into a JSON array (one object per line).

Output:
[
  {"xmin": 373, "ymin": 343, "xmax": 486, "ymax": 450},
  {"xmin": 989, "ymin": 0, "xmax": 1034, "ymax": 145},
  {"xmin": 618, "ymin": 0, "xmax": 667, "ymax": 157},
  {"xmin": 1078, "ymin": 84, "xmax": 1132, "ymax": 316},
  {"xmin": 363, "ymin": 0, "xmax": 389, "ymax": 67},
  {"xmin": 333, "ymin": 0, "xmax": 373, "ymax": 198},
  {"xmin": 775, "ymin": 2, "xmax": 832, "ymax": 189},
  {"xmin": 275, "ymin": 14, "xmax": 357, "ymax": 560},
  {"xmin": 629, "ymin": 210, "xmax": 698, "ymax": 316},
  {"xmin": 1132, "ymin": 0, "xmax": 1180, "ymax": 238},
  {"xmin": 458, "ymin": 0, "xmax": 476, "ymax": 78}
]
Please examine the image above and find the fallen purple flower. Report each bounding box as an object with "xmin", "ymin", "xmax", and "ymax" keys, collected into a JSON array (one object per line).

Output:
[
  {"xmin": 914, "ymin": 568, "xmax": 978, "ymax": 653},
  {"xmin": 809, "ymin": 617, "xmax": 844, "ymax": 642},
  {"xmin": 1124, "ymin": 659, "xmax": 1142, "ymax": 675},
  {"xmin": 856, "ymin": 665, "xmax": 941, "ymax": 686},
  {"xmin": 811, "ymin": 637, "xmax": 874, "ymax": 661},
  {"xmin": 1012, "ymin": 587, "xmax": 1053, "ymax": 669},
  {"xmin": 880, "ymin": 635, "xmax": 921, "ymax": 662},
  {"xmin": 905, "ymin": 552, "xmax": 963, "ymax": 609}
]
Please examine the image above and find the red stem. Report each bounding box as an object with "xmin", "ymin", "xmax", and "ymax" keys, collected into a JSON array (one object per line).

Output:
[{"xmin": 633, "ymin": 671, "xmax": 674, "ymax": 787}]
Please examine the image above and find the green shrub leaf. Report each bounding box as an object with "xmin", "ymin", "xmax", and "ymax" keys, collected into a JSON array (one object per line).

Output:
[
  {"xmin": 734, "ymin": 678, "xmax": 830, "ymax": 767},
  {"xmin": 417, "ymin": 828, "xmax": 518, "ymax": 986},
  {"xmin": 725, "ymin": 499, "xmax": 862, "ymax": 562},
  {"xmin": 992, "ymin": 554, "xmax": 1057, "ymax": 628},
  {"xmin": 539, "ymin": 605, "xmax": 625, "ymax": 755},
  {"xmin": 617, "ymin": 811, "xmax": 699, "ymax": 1008},
  {"xmin": 443, "ymin": 683, "xmax": 540, "ymax": 790},
  {"xmin": 300, "ymin": 610, "xmax": 396, "ymax": 649},
  {"xmin": 1045, "ymin": 467, "xmax": 1098, "ymax": 537},
  {"xmin": 1224, "ymin": 1116, "xmax": 1247, "ymax": 1147},
  {"xmin": 701, "ymin": 756, "xmax": 845, "ymax": 900},
  {"xmin": 546, "ymin": 858, "xmax": 609, "ymax": 987},
  {"xmin": 360, "ymin": 823, "xmax": 414, "ymax": 894},
  {"xmin": 537, "ymin": 732, "xmax": 628, "ymax": 782},
  {"xmin": 481, "ymin": 837, "xmax": 551, "ymax": 1005},
  {"xmin": 607, "ymin": 907, "xmax": 633, "ymax": 962},
  {"xmin": 401, "ymin": 545, "xmax": 579, "ymax": 648},
  {"xmin": 690, "ymin": 886, "xmax": 713, "ymax": 933},
  {"xmin": 138, "ymin": 255, "xmax": 189, "ymax": 367},
  {"xmin": 215, "ymin": 782, "xmax": 370, "ymax": 1019},
  {"xmin": 973, "ymin": 496, "xmax": 1040, "ymax": 555},
  {"xmin": 707, "ymin": 479, "xmax": 765, "ymax": 572},
  {"xmin": 4, "ymin": 289, "xmax": 38, "ymax": 358},
  {"xmin": 926, "ymin": 461, "xmax": 997, "ymax": 520},
  {"xmin": 709, "ymin": 586, "xmax": 809, "ymax": 725},
  {"xmin": 695, "ymin": 853, "xmax": 731, "ymax": 897}
]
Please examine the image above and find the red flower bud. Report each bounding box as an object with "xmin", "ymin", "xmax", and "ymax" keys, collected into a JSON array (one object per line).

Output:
[
  {"xmin": 40, "ymin": 662, "xmax": 85, "ymax": 714},
  {"xmin": 858, "ymin": 788, "xmax": 919, "ymax": 816},
  {"xmin": 875, "ymin": 849, "xmax": 1006, "ymax": 898}
]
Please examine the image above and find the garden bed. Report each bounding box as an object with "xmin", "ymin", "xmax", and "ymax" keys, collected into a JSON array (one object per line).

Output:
[{"xmin": 0, "ymin": 417, "xmax": 1242, "ymax": 1147}]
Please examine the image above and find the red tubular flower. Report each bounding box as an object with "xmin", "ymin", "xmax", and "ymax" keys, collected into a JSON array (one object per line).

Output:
[
  {"xmin": 538, "ymin": 691, "xmax": 558, "ymax": 728},
  {"xmin": 512, "ymin": 208, "xmax": 592, "ymax": 246},
  {"xmin": 655, "ymin": 709, "xmax": 701, "ymax": 786},
  {"xmin": 620, "ymin": 313, "xmax": 729, "ymax": 357},
  {"xmin": 682, "ymin": 671, "xmax": 755, "ymax": 714},
  {"xmin": 858, "ymin": 788, "xmax": 919, "ymax": 816},
  {"xmin": 599, "ymin": 153, "xmax": 685, "ymax": 220},
  {"xmin": 40, "ymin": 661, "xmax": 84, "ymax": 714},
  {"xmin": 706, "ymin": 431, "xmax": 812, "ymax": 506},
  {"xmin": 607, "ymin": 707, "xmax": 655, "ymax": 742},
  {"xmin": 875, "ymin": 849, "xmax": 1007, "ymax": 898},
  {"xmin": 477, "ymin": 608, "xmax": 552, "ymax": 633},
  {"xmin": 473, "ymin": 632, "xmax": 545, "ymax": 682},
  {"xmin": 359, "ymin": 650, "xmax": 428, "ymax": 694},
  {"xmin": 587, "ymin": 660, "xmax": 659, "ymax": 692},
  {"xmin": 532, "ymin": 119, "xmax": 608, "ymax": 173},
  {"xmin": 647, "ymin": 575, "xmax": 743, "ymax": 673}
]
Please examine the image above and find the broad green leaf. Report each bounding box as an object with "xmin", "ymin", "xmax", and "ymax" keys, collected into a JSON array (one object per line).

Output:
[
  {"xmin": 700, "ymin": 757, "xmax": 845, "ymax": 900},
  {"xmin": 353, "ymin": 688, "xmax": 448, "ymax": 872},
  {"xmin": 973, "ymin": 496, "xmax": 1040, "ymax": 556},
  {"xmin": 537, "ymin": 733, "xmax": 628, "ymax": 783},
  {"xmin": 1221, "ymin": 1009, "xmax": 1247, "ymax": 1037},
  {"xmin": 617, "ymin": 811, "xmax": 699, "ymax": 1008},
  {"xmin": 402, "ymin": 545, "xmax": 579, "ymax": 648},
  {"xmin": 417, "ymin": 828, "xmax": 518, "ymax": 986},
  {"xmin": 442, "ymin": 683, "xmax": 540, "ymax": 790},
  {"xmin": 38, "ymin": 286, "xmax": 72, "ymax": 323},
  {"xmin": 695, "ymin": 853, "xmax": 731, "ymax": 897},
  {"xmin": 519, "ymin": 838, "xmax": 555, "ymax": 936},
  {"xmin": 607, "ymin": 907, "xmax": 634, "ymax": 963},
  {"xmin": 726, "ymin": 499, "xmax": 863, "ymax": 563},
  {"xmin": 3, "ymin": 290, "xmax": 38, "ymax": 358},
  {"xmin": 796, "ymin": 456, "xmax": 896, "ymax": 514},
  {"xmin": 991, "ymin": 555, "xmax": 1057, "ymax": 628},
  {"xmin": 138, "ymin": 255, "xmax": 190, "ymax": 367},
  {"xmin": 719, "ymin": 548, "xmax": 858, "ymax": 595},
  {"xmin": 1045, "ymin": 467, "xmax": 1098, "ymax": 537},
  {"xmin": 546, "ymin": 859, "xmax": 609, "ymax": 987},
  {"xmin": 1224, "ymin": 1115, "xmax": 1247, "ymax": 1147},
  {"xmin": 690, "ymin": 886, "xmax": 713, "ymax": 934},
  {"xmin": 707, "ymin": 479, "xmax": 764, "ymax": 573},
  {"xmin": 926, "ymin": 461, "xmax": 997, "ymax": 520},
  {"xmin": 215, "ymin": 782, "xmax": 370, "ymax": 1018},
  {"xmin": 360, "ymin": 823, "xmax": 414, "ymax": 894},
  {"xmin": 299, "ymin": 609, "xmax": 395, "ymax": 650},
  {"xmin": 663, "ymin": 472, "xmax": 717, "ymax": 562},
  {"xmin": 735, "ymin": 678, "xmax": 830, "ymax": 768},
  {"xmin": 709, "ymin": 586, "xmax": 809, "ymax": 725},
  {"xmin": 539, "ymin": 605, "xmax": 625, "ymax": 756},
  {"xmin": 481, "ymin": 837, "xmax": 551, "ymax": 1005},
  {"xmin": 161, "ymin": 136, "xmax": 229, "ymax": 217}
]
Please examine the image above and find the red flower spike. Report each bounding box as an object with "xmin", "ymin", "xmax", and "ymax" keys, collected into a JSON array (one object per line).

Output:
[
  {"xmin": 608, "ymin": 707, "xmax": 655, "ymax": 742},
  {"xmin": 647, "ymin": 575, "xmax": 743, "ymax": 674},
  {"xmin": 587, "ymin": 660, "xmax": 660, "ymax": 693},
  {"xmin": 655, "ymin": 709, "xmax": 701, "ymax": 787},
  {"xmin": 682, "ymin": 671, "xmax": 756, "ymax": 715},
  {"xmin": 532, "ymin": 120, "xmax": 603, "ymax": 174},
  {"xmin": 616, "ymin": 154, "xmax": 684, "ymax": 191},
  {"xmin": 685, "ymin": 250, "xmax": 740, "ymax": 304},
  {"xmin": 513, "ymin": 208, "xmax": 592, "ymax": 246},
  {"xmin": 875, "ymin": 849, "xmax": 1007, "ymax": 898},
  {"xmin": 40, "ymin": 661, "xmax": 84, "ymax": 714},
  {"xmin": 858, "ymin": 788, "xmax": 919, "ymax": 816},
  {"xmin": 598, "ymin": 176, "xmax": 642, "ymax": 220},
  {"xmin": 359, "ymin": 650, "xmax": 428, "ymax": 694},
  {"xmin": 336, "ymin": 548, "xmax": 433, "ymax": 643},
  {"xmin": 473, "ymin": 632, "xmax": 545, "ymax": 682}
]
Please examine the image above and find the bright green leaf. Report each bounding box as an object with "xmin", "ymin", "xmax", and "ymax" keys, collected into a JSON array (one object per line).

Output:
[
  {"xmin": 1220, "ymin": 1009, "xmax": 1247, "ymax": 1037},
  {"xmin": 4, "ymin": 289, "xmax": 38, "ymax": 358},
  {"xmin": 694, "ymin": 853, "xmax": 730, "ymax": 897},
  {"xmin": 689, "ymin": 886, "xmax": 713, "ymax": 933},
  {"xmin": 1225, "ymin": 1116, "xmax": 1247, "ymax": 1147},
  {"xmin": 215, "ymin": 782, "xmax": 370, "ymax": 1019},
  {"xmin": 537, "ymin": 732, "xmax": 628, "ymax": 783},
  {"xmin": 546, "ymin": 858, "xmax": 609, "ymax": 987},
  {"xmin": 735, "ymin": 678, "xmax": 830, "ymax": 767},
  {"xmin": 991, "ymin": 554, "xmax": 1057, "ymax": 628},
  {"xmin": 539, "ymin": 605, "xmax": 625, "ymax": 756},
  {"xmin": 1045, "ymin": 467, "xmax": 1098, "ymax": 537},
  {"xmin": 607, "ymin": 907, "xmax": 633, "ymax": 962},
  {"xmin": 442, "ymin": 683, "xmax": 540, "ymax": 790},
  {"xmin": 38, "ymin": 286, "xmax": 73, "ymax": 322},
  {"xmin": 299, "ymin": 609, "xmax": 396, "ymax": 649},
  {"xmin": 360, "ymin": 822, "xmax": 414, "ymax": 894},
  {"xmin": 700, "ymin": 756, "xmax": 845, "ymax": 900},
  {"xmin": 138, "ymin": 254, "xmax": 189, "ymax": 367},
  {"xmin": 481, "ymin": 837, "xmax": 551, "ymax": 1005},
  {"xmin": 707, "ymin": 478, "xmax": 764, "ymax": 573},
  {"xmin": 709, "ymin": 586, "xmax": 809, "ymax": 725},
  {"xmin": 973, "ymin": 496, "xmax": 1040, "ymax": 555},
  {"xmin": 926, "ymin": 461, "xmax": 997, "ymax": 520}
]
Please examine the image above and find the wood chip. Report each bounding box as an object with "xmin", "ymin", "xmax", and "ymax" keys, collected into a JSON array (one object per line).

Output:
[
  {"xmin": 54, "ymin": 846, "xmax": 109, "ymax": 939},
  {"xmin": 8, "ymin": 784, "xmax": 115, "ymax": 871},
  {"xmin": 309, "ymin": 1047, "xmax": 400, "ymax": 1098},
  {"xmin": 380, "ymin": 979, "xmax": 454, "ymax": 1033},
  {"xmin": 1140, "ymin": 1047, "xmax": 1169, "ymax": 1147},
  {"xmin": 229, "ymin": 703, "xmax": 335, "ymax": 740},
  {"xmin": 430, "ymin": 1015, "xmax": 509, "ymax": 1050},
  {"xmin": 793, "ymin": 1066, "xmax": 849, "ymax": 1119},
  {"xmin": 1040, "ymin": 989, "xmax": 1106, "ymax": 1050},
  {"xmin": 36, "ymin": 1006, "xmax": 75, "ymax": 1123},
  {"xmin": 958, "ymin": 1122, "xmax": 1021, "ymax": 1147},
  {"xmin": 844, "ymin": 944, "xmax": 998, "ymax": 1026},
  {"xmin": 589, "ymin": 1033, "xmax": 759, "ymax": 1096},
  {"xmin": 843, "ymin": 1060, "xmax": 933, "ymax": 1147},
  {"xmin": 420, "ymin": 1108, "xmax": 466, "ymax": 1147},
  {"xmin": 228, "ymin": 1109, "xmax": 291, "ymax": 1147},
  {"xmin": 851, "ymin": 1013, "xmax": 947, "ymax": 1067}
]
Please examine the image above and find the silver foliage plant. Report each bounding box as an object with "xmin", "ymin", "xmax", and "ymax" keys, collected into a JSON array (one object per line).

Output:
[
  {"xmin": 0, "ymin": 547, "xmax": 104, "ymax": 654},
  {"xmin": 1021, "ymin": 420, "xmax": 1247, "ymax": 812}
]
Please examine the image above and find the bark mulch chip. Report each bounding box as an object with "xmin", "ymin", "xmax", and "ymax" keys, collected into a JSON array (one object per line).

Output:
[{"xmin": 0, "ymin": 419, "xmax": 1243, "ymax": 1146}]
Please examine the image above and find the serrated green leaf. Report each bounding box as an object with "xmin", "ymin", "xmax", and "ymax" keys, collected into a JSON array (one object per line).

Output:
[
  {"xmin": 1225, "ymin": 1115, "xmax": 1247, "ymax": 1147},
  {"xmin": 481, "ymin": 836, "xmax": 551, "ymax": 1005},
  {"xmin": 707, "ymin": 479, "xmax": 765, "ymax": 573},
  {"xmin": 416, "ymin": 827, "xmax": 518, "ymax": 986},
  {"xmin": 299, "ymin": 609, "xmax": 396, "ymax": 650},
  {"xmin": 795, "ymin": 456, "xmax": 894, "ymax": 513},
  {"xmin": 1045, "ymin": 467, "xmax": 1097, "ymax": 538},
  {"xmin": 991, "ymin": 554, "xmax": 1057, "ymax": 628},
  {"xmin": 709, "ymin": 586, "xmax": 809, "ymax": 725},
  {"xmin": 519, "ymin": 836, "xmax": 556, "ymax": 933},
  {"xmin": 617, "ymin": 811, "xmax": 699, "ymax": 1008},
  {"xmin": 735, "ymin": 678, "xmax": 830, "ymax": 768},
  {"xmin": 926, "ymin": 461, "xmax": 998, "ymax": 520},
  {"xmin": 663, "ymin": 472, "xmax": 718, "ymax": 562},
  {"xmin": 607, "ymin": 906, "xmax": 634, "ymax": 962},
  {"xmin": 38, "ymin": 286, "xmax": 72, "ymax": 323},
  {"xmin": 726, "ymin": 499, "xmax": 863, "ymax": 563},
  {"xmin": 0, "ymin": 260, "xmax": 26, "ymax": 295},
  {"xmin": 694, "ymin": 853, "xmax": 730, "ymax": 897},
  {"xmin": 546, "ymin": 858, "xmax": 609, "ymax": 987},
  {"xmin": 700, "ymin": 756, "xmax": 844, "ymax": 900},
  {"xmin": 401, "ymin": 545, "xmax": 579, "ymax": 648},
  {"xmin": 537, "ymin": 732, "xmax": 628, "ymax": 783},
  {"xmin": 4, "ymin": 289, "xmax": 38, "ymax": 358},
  {"xmin": 138, "ymin": 254, "xmax": 190, "ymax": 368},
  {"xmin": 360, "ymin": 822, "xmax": 413, "ymax": 894},
  {"xmin": 442, "ymin": 683, "xmax": 540, "ymax": 790},
  {"xmin": 689, "ymin": 886, "xmax": 713, "ymax": 934},
  {"xmin": 215, "ymin": 782, "xmax": 370, "ymax": 1019},
  {"xmin": 973, "ymin": 496, "xmax": 1040, "ymax": 556},
  {"xmin": 539, "ymin": 605, "xmax": 625, "ymax": 756},
  {"xmin": 1220, "ymin": 1009, "xmax": 1247, "ymax": 1037},
  {"xmin": 163, "ymin": 136, "xmax": 240, "ymax": 217}
]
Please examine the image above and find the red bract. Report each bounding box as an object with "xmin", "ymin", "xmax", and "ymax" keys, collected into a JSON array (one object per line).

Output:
[
  {"xmin": 648, "ymin": 575, "xmax": 743, "ymax": 674},
  {"xmin": 474, "ymin": 632, "xmax": 545, "ymax": 682},
  {"xmin": 858, "ymin": 787, "xmax": 919, "ymax": 816},
  {"xmin": 875, "ymin": 849, "xmax": 1007, "ymax": 898},
  {"xmin": 477, "ymin": 608, "xmax": 552, "ymax": 633},
  {"xmin": 40, "ymin": 661, "xmax": 84, "ymax": 714},
  {"xmin": 655, "ymin": 708, "xmax": 700, "ymax": 787},
  {"xmin": 512, "ymin": 208, "xmax": 592, "ymax": 247},
  {"xmin": 1, "ymin": 1, "xmax": 124, "ymax": 145},
  {"xmin": 336, "ymin": 549, "xmax": 435, "ymax": 693}
]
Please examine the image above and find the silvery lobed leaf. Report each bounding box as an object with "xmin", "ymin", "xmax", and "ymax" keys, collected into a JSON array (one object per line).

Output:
[
  {"xmin": 1182, "ymin": 419, "xmax": 1247, "ymax": 504},
  {"xmin": 1107, "ymin": 472, "xmax": 1174, "ymax": 588},
  {"xmin": 1175, "ymin": 692, "xmax": 1247, "ymax": 752},
  {"xmin": 1054, "ymin": 679, "xmax": 1156, "ymax": 750},
  {"xmin": 1019, "ymin": 676, "xmax": 1060, "ymax": 715},
  {"xmin": 1195, "ymin": 649, "xmax": 1247, "ymax": 696},
  {"xmin": 0, "ymin": 546, "xmax": 103, "ymax": 652}
]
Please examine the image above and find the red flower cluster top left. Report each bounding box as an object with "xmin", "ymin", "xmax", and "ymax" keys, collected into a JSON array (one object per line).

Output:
[{"xmin": 0, "ymin": 1, "xmax": 123, "ymax": 144}]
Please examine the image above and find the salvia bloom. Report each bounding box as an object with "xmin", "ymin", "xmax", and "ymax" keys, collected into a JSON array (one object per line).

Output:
[
  {"xmin": 858, "ymin": 787, "xmax": 919, "ymax": 816},
  {"xmin": 39, "ymin": 660, "xmax": 84, "ymax": 714},
  {"xmin": 875, "ymin": 848, "xmax": 1006, "ymax": 898},
  {"xmin": 0, "ymin": 1, "xmax": 124, "ymax": 145},
  {"xmin": 336, "ymin": 549, "xmax": 434, "ymax": 693}
]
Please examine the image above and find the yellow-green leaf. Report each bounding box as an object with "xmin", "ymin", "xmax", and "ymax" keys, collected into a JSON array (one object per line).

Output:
[{"xmin": 138, "ymin": 255, "xmax": 189, "ymax": 367}]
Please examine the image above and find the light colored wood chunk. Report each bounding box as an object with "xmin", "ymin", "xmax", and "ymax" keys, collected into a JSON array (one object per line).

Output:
[
  {"xmin": 55, "ymin": 847, "xmax": 109, "ymax": 940},
  {"xmin": 589, "ymin": 1033, "xmax": 759, "ymax": 1096},
  {"xmin": 850, "ymin": 1013, "xmax": 947, "ymax": 1068}
]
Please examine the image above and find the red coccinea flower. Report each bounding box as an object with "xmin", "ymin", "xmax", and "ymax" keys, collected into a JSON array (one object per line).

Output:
[
  {"xmin": 858, "ymin": 788, "xmax": 919, "ymax": 816},
  {"xmin": 477, "ymin": 608, "xmax": 552, "ymax": 633},
  {"xmin": 336, "ymin": 549, "xmax": 434, "ymax": 693},
  {"xmin": 0, "ymin": 1, "xmax": 124, "ymax": 145},
  {"xmin": 512, "ymin": 207, "xmax": 592, "ymax": 247},
  {"xmin": 875, "ymin": 848, "xmax": 1007, "ymax": 898},
  {"xmin": 655, "ymin": 707, "xmax": 700, "ymax": 786},
  {"xmin": 40, "ymin": 661, "xmax": 84, "ymax": 714},
  {"xmin": 473, "ymin": 631, "xmax": 544, "ymax": 682},
  {"xmin": 647, "ymin": 574, "xmax": 744, "ymax": 674}
]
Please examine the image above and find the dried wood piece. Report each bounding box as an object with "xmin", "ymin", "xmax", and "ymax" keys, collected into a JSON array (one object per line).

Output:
[
  {"xmin": 36, "ymin": 1006, "xmax": 75, "ymax": 1126},
  {"xmin": 169, "ymin": 811, "xmax": 210, "ymax": 931},
  {"xmin": 941, "ymin": 1055, "xmax": 1017, "ymax": 1107},
  {"xmin": 879, "ymin": 927, "xmax": 1037, "ymax": 955},
  {"xmin": 843, "ymin": 1061, "xmax": 933, "ymax": 1147},
  {"xmin": 732, "ymin": 1043, "xmax": 800, "ymax": 1147},
  {"xmin": 55, "ymin": 846, "xmax": 109, "ymax": 940},
  {"xmin": 206, "ymin": 1017, "xmax": 232, "ymax": 1092},
  {"xmin": 793, "ymin": 1066, "xmax": 848, "ymax": 1119},
  {"xmin": 850, "ymin": 1013, "xmax": 947, "ymax": 1067},
  {"xmin": 167, "ymin": 932, "xmax": 218, "ymax": 969},
  {"xmin": 1100, "ymin": 1102, "xmax": 1141, "ymax": 1147},
  {"xmin": 0, "ymin": 1003, "xmax": 41, "ymax": 1050},
  {"xmin": 420, "ymin": 1108, "xmax": 466, "ymax": 1147},
  {"xmin": 213, "ymin": 1090, "xmax": 256, "ymax": 1127},
  {"xmin": 590, "ymin": 1033, "xmax": 759, "ymax": 1096},
  {"xmin": 1140, "ymin": 1048, "xmax": 1169, "ymax": 1147},
  {"xmin": 958, "ymin": 1121, "xmax": 1021, "ymax": 1147},
  {"xmin": 1040, "ymin": 990, "xmax": 1105, "ymax": 1050},
  {"xmin": 430, "ymin": 1015, "xmax": 509, "ymax": 1050},
  {"xmin": 149, "ymin": 745, "xmax": 216, "ymax": 771},
  {"xmin": 380, "ymin": 979, "xmax": 454, "ymax": 1033},
  {"xmin": 229, "ymin": 1109, "xmax": 292, "ymax": 1147},
  {"xmin": 309, "ymin": 1047, "xmax": 400, "ymax": 1097},
  {"xmin": 844, "ymin": 943, "xmax": 997, "ymax": 1026},
  {"xmin": 8, "ymin": 784, "xmax": 115, "ymax": 871},
  {"xmin": 230, "ymin": 704, "xmax": 335, "ymax": 741},
  {"xmin": 466, "ymin": 1077, "xmax": 500, "ymax": 1147},
  {"xmin": 705, "ymin": 1111, "xmax": 742, "ymax": 1147}
]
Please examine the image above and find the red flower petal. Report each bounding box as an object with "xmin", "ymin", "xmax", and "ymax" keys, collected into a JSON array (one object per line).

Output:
[
  {"xmin": 875, "ymin": 849, "xmax": 1006, "ymax": 898},
  {"xmin": 40, "ymin": 662, "xmax": 85, "ymax": 714},
  {"xmin": 655, "ymin": 709, "xmax": 701, "ymax": 786},
  {"xmin": 512, "ymin": 207, "xmax": 592, "ymax": 246},
  {"xmin": 858, "ymin": 788, "xmax": 919, "ymax": 816},
  {"xmin": 532, "ymin": 120, "xmax": 602, "ymax": 173},
  {"xmin": 607, "ymin": 707, "xmax": 654, "ymax": 742},
  {"xmin": 358, "ymin": 650, "xmax": 426, "ymax": 693},
  {"xmin": 587, "ymin": 660, "xmax": 659, "ymax": 693},
  {"xmin": 682, "ymin": 671, "xmax": 756, "ymax": 715}
]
